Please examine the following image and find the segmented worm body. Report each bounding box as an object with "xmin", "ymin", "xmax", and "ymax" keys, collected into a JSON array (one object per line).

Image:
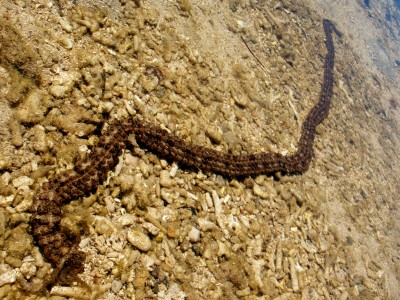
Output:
[{"xmin": 28, "ymin": 19, "xmax": 339, "ymax": 291}]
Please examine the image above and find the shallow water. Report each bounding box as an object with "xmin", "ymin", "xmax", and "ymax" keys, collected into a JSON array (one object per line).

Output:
[{"xmin": 0, "ymin": 1, "xmax": 399, "ymax": 299}]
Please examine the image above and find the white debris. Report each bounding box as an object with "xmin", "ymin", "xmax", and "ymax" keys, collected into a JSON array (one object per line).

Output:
[
  {"xmin": 188, "ymin": 226, "xmax": 201, "ymax": 242},
  {"xmin": 127, "ymin": 230, "xmax": 152, "ymax": 252}
]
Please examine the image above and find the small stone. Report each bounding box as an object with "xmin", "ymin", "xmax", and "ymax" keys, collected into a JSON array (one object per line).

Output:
[
  {"xmin": 104, "ymin": 196, "xmax": 116, "ymax": 214},
  {"xmin": 118, "ymin": 214, "xmax": 137, "ymax": 226},
  {"xmin": 121, "ymin": 194, "xmax": 137, "ymax": 213},
  {"xmin": 15, "ymin": 197, "xmax": 33, "ymax": 213},
  {"xmin": 12, "ymin": 176, "xmax": 34, "ymax": 188},
  {"xmin": 160, "ymin": 170, "xmax": 173, "ymax": 187},
  {"xmin": 206, "ymin": 129, "xmax": 223, "ymax": 144},
  {"xmin": 169, "ymin": 163, "xmax": 179, "ymax": 177},
  {"xmin": 127, "ymin": 229, "xmax": 151, "ymax": 252},
  {"xmin": 111, "ymin": 280, "xmax": 123, "ymax": 293},
  {"xmin": 0, "ymin": 210, "xmax": 6, "ymax": 245},
  {"xmin": 4, "ymin": 256, "xmax": 22, "ymax": 268},
  {"xmin": 142, "ymin": 222, "xmax": 160, "ymax": 236},
  {"xmin": 94, "ymin": 216, "xmax": 116, "ymax": 236},
  {"xmin": 49, "ymin": 84, "xmax": 70, "ymax": 98},
  {"xmin": 229, "ymin": 0, "xmax": 240, "ymax": 12},
  {"xmin": 59, "ymin": 36, "xmax": 73, "ymax": 49},
  {"xmin": 58, "ymin": 17, "xmax": 73, "ymax": 33},
  {"xmin": 10, "ymin": 121, "xmax": 24, "ymax": 147},
  {"xmin": 116, "ymin": 174, "xmax": 135, "ymax": 192},
  {"xmin": 234, "ymin": 94, "xmax": 249, "ymax": 107},
  {"xmin": 188, "ymin": 226, "xmax": 200, "ymax": 242},
  {"xmin": 99, "ymin": 101, "xmax": 115, "ymax": 113},
  {"xmin": 0, "ymin": 195, "xmax": 14, "ymax": 206},
  {"xmin": 15, "ymin": 90, "xmax": 46, "ymax": 124},
  {"xmin": 141, "ymin": 75, "xmax": 159, "ymax": 93},
  {"xmin": 198, "ymin": 218, "xmax": 219, "ymax": 231},
  {"xmin": 253, "ymin": 184, "xmax": 269, "ymax": 199},
  {"xmin": 164, "ymin": 221, "xmax": 180, "ymax": 238},
  {"xmin": 0, "ymin": 158, "xmax": 11, "ymax": 171},
  {"xmin": 50, "ymin": 286, "xmax": 92, "ymax": 298},
  {"xmin": 280, "ymin": 189, "xmax": 291, "ymax": 201},
  {"xmin": 4, "ymin": 226, "xmax": 32, "ymax": 259},
  {"xmin": 222, "ymin": 131, "xmax": 240, "ymax": 149},
  {"xmin": 125, "ymin": 153, "xmax": 138, "ymax": 167},
  {"xmin": 20, "ymin": 261, "xmax": 37, "ymax": 279},
  {"xmin": 79, "ymin": 237, "xmax": 91, "ymax": 249},
  {"xmin": 32, "ymin": 125, "xmax": 48, "ymax": 152},
  {"xmin": 0, "ymin": 270, "xmax": 16, "ymax": 286}
]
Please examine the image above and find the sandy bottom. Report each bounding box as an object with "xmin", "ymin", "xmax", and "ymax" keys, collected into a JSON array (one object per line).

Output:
[{"xmin": 0, "ymin": 0, "xmax": 399, "ymax": 299}]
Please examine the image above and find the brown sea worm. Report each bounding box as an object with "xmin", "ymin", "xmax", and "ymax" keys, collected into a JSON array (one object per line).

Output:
[{"xmin": 26, "ymin": 19, "xmax": 340, "ymax": 292}]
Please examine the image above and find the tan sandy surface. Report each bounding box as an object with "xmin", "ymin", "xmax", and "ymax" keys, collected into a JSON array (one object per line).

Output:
[{"xmin": 0, "ymin": 0, "xmax": 399, "ymax": 299}]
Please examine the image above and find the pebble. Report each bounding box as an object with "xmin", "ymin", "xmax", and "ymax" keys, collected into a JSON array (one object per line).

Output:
[
  {"xmin": 234, "ymin": 94, "xmax": 249, "ymax": 108},
  {"xmin": 142, "ymin": 222, "xmax": 160, "ymax": 236},
  {"xmin": 4, "ymin": 256, "xmax": 22, "ymax": 268},
  {"xmin": 50, "ymin": 286, "xmax": 92, "ymax": 299},
  {"xmin": 127, "ymin": 229, "xmax": 152, "ymax": 252},
  {"xmin": 104, "ymin": 196, "xmax": 116, "ymax": 214},
  {"xmin": 15, "ymin": 90, "xmax": 46, "ymax": 124},
  {"xmin": 10, "ymin": 121, "xmax": 24, "ymax": 147},
  {"xmin": 0, "ymin": 195, "xmax": 14, "ymax": 206},
  {"xmin": 0, "ymin": 270, "xmax": 16, "ymax": 286},
  {"xmin": 198, "ymin": 218, "xmax": 219, "ymax": 231},
  {"xmin": 121, "ymin": 194, "xmax": 137, "ymax": 212},
  {"xmin": 169, "ymin": 162, "xmax": 179, "ymax": 177},
  {"xmin": 253, "ymin": 184, "xmax": 270, "ymax": 199},
  {"xmin": 58, "ymin": 17, "xmax": 73, "ymax": 32},
  {"xmin": 125, "ymin": 153, "xmax": 138, "ymax": 167},
  {"xmin": 118, "ymin": 214, "xmax": 137, "ymax": 226},
  {"xmin": 4, "ymin": 226, "xmax": 32, "ymax": 259},
  {"xmin": 222, "ymin": 131, "xmax": 240, "ymax": 149},
  {"xmin": 0, "ymin": 157, "xmax": 11, "ymax": 171},
  {"xmin": 111, "ymin": 280, "xmax": 123, "ymax": 293},
  {"xmin": 99, "ymin": 101, "xmax": 115, "ymax": 113},
  {"xmin": 49, "ymin": 84, "xmax": 70, "ymax": 98},
  {"xmin": 160, "ymin": 170, "xmax": 174, "ymax": 187},
  {"xmin": 116, "ymin": 174, "xmax": 135, "ymax": 192},
  {"xmin": 206, "ymin": 129, "xmax": 223, "ymax": 144},
  {"xmin": 12, "ymin": 176, "xmax": 33, "ymax": 188},
  {"xmin": 0, "ymin": 210, "xmax": 5, "ymax": 245},
  {"xmin": 141, "ymin": 75, "xmax": 159, "ymax": 93},
  {"xmin": 15, "ymin": 197, "xmax": 33, "ymax": 213},
  {"xmin": 20, "ymin": 261, "xmax": 37, "ymax": 279},
  {"xmin": 188, "ymin": 226, "xmax": 201, "ymax": 242},
  {"xmin": 94, "ymin": 216, "xmax": 116, "ymax": 236},
  {"xmin": 79, "ymin": 237, "xmax": 91, "ymax": 249},
  {"xmin": 59, "ymin": 36, "xmax": 73, "ymax": 49}
]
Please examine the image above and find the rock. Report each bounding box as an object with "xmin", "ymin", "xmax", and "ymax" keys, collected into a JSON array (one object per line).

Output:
[
  {"xmin": 49, "ymin": 84, "xmax": 70, "ymax": 98},
  {"xmin": 20, "ymin": 261, "xmax": 37, "ymax": 279},
  {"xmin": 118, "ymin": 214, "xmax": 137, "ymax": 226},
  {"xmin": 116, "ymin": 174, "xmax": 135, "ymax": 192},
  {"xmin": 12, "ymin": 176, "xmax": 33, "ymax": 188},
  {"xmin": 127, "ymin": 229, "xmax": 151, "ymax": 252},
  {"xmin": 111, "ymin": 280, "xmax": 123, "ymax": 293},
  {"xmin": 188, "ymin": 226, "xmax": 200, "ymax": 242},
  {"xmin": 206, "ymin": 129, "xmax": 223, "ymax": 144},
  {"xmin": 222, "ymin": 131, "xmax": 240, "ymax": 150},
  {"xmin": 0, "ymin": 270, "xmax": 16, "ymax": 287},
  {"xmin": 4, "ymin": 226, "xmax": 32, "ymax": 259},
  {"xmin": 94, "ymin": 216, "xmax": 116, "ymax": 236},
  {"xmin": 141, "ymin": 75, "xmax": 159, "ymax": 93},
  {"xmin": 15, "ymin": 90, "xmax": 46, "ymax": 124},
  {"xmin": 160, "ymin": 170, "xmax": 173, "ymax": 187}
]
